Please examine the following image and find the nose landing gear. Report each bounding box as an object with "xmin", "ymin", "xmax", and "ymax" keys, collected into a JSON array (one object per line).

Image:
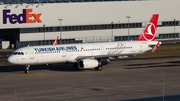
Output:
[{"xmin": 25, "ymin": 65, "xmax": 30, "ymax": 74}]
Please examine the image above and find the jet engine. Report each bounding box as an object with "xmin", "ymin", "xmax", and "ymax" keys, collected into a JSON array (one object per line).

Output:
[{"xmin": 78, "ymin": 59, "xmax": 100, "ymax": 69}]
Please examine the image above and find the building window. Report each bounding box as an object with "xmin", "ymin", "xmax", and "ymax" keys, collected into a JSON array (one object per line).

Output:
[
  {"xmin": 20, "ymin": 20, "xmax": 179, "ymax": 33},
  {"xmin": 159, "ymin": 33, "xmax": 179, "ymax": 39}
]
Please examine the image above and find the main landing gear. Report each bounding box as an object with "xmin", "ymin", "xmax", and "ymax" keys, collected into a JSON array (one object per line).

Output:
[
  {"xmin": 73, "ymin": 63, "xmax": 79, "ymax": 69},
  {"xmin": 25, "ymin": 65, "xmax": 30, "ymax": 74},
  {"xmin": 95, "ymin": 66, "xmax": 103, "ymax": 71},
  {"xmin": 95, "ymin": 60, "xmax": 103, "ymax": 71}
]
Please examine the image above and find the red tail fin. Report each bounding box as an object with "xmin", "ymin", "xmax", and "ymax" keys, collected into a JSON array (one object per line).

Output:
[
  {"xmin": 53, "ymin": 36, "xmax": 59, "ymax": 45},
  {"xmin": 135, "ymin": 14, "xmax": 159, "ymax": 41}
]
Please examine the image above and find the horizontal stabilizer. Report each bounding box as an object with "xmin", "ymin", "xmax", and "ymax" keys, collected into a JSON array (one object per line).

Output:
[{"xmin": 152, "ymin": 41, "xmax": 160, "ymax": 52}]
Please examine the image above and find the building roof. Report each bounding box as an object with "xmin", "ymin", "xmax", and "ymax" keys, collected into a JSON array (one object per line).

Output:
[{"xmin": 0, "ymin": 0, "xmax": 146, "ymax": 5}]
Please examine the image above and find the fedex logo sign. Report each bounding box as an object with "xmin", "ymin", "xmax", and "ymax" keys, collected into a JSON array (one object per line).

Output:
[{"xmin": 3, "ymin": 9, "xmax": 42, "ymax": 24}]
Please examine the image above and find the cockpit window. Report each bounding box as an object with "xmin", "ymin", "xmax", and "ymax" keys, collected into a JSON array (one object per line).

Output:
[
  {"xmin": 13, "ymin": 52, "xmax": 18, "ymax": 55},
  {"xmin": 21, "ymin": 52, "xmax": 24, "ymax": 55},
  {"xmin": 13, "ymin": 52, "xmax": 24, "ymax": 55}
]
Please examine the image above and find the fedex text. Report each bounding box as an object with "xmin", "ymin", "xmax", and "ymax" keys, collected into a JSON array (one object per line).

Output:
[{"xmin": 3, "ymin": 9, "xmax": 42, "ymax": 24}]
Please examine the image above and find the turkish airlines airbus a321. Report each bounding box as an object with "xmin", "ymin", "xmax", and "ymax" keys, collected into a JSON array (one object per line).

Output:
[{"xmin": 8, "ymin": 14, "xmax": 161, "ymax": 74}]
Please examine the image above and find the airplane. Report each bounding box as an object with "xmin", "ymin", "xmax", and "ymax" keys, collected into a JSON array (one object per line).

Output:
[{"xmin": 8, "ymin": 14, "xmax": 161, "ymax": 74}]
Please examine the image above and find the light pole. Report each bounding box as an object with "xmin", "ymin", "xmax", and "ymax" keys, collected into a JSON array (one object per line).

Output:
[
  {"xmin": 126, "ymin": 16, "xmax": 131, "ymax": 40},
  {"xmin": 118, "ymin": 21, "xmax": 120, "ymax": 41},
  {"xmin": 58, "ymin": 19, "xmax": 63, "ymax": 44},
  {"xmin": 43, "ymin": 24, "xmax": 45, "ymax": 45},
  {"xmin": 174, "ymin": 19, "xmax": 176, "ymax": 40},
  {"xmin": 111, "ymin": 22, "xmax": 113, "ymax": 41},
  {"xmin": 118, "ymin": 21, "xmax": 120, "ymax": 28}
]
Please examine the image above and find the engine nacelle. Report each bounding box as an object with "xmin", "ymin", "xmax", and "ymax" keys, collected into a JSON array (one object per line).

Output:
[{"xmin": 78, "ymin": 59, "xmax": 100, "ymax": 69}]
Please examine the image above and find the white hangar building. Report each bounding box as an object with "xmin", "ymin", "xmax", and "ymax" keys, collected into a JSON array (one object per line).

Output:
[{"xmin": 0, "ymin": 0, "xmax": 179, "ymax": 48}]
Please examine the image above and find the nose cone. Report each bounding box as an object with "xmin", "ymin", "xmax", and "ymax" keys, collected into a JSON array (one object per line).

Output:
[
  {"xmin": 7, "ymin": 56, "xmax": 15, "ymax": 64},
  {"xmin": 7, "ymin": 56, "xmax": 12, "ymax": 63}
]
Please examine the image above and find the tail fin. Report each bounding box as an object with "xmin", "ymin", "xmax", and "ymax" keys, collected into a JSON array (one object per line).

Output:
[
  {"xmin": 53, "ymin": 36, "xmax": 59, "ymax": 45},
  {"xmin": 135, "ymin": 14, "xmax": 159, "ymax": 41}
]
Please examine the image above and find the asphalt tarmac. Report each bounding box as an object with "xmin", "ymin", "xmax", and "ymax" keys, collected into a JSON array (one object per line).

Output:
[{"xmin": 0, "ymin": 57, "xmax": 180, "ymax": 101}]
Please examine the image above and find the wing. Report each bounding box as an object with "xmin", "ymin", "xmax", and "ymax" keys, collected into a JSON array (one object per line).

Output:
[{"xmin": 76, "ymin": 52, "xmax": 144, "ymax": 60}]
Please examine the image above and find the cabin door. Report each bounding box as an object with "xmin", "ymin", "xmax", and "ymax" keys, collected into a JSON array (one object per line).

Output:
[
  {"xmin": 62, "ymin": 49, "xmax": 66, "ymax": 57},
  {"xmin": 29, "ymin": 48, "xmax": 34, "ymax": 59},
  {"xmin": 139, "ymin": 43, "xmax": 143, "ymax": 52},
  {"xmin": 100, "ymin": 46, "xmax": 104, "ymax": 54}
]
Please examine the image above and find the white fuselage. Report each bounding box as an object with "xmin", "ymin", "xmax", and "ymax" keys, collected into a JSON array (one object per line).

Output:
[{"xmin": 8, "ymin": 41, "xmax": 158, "ymax": 65}]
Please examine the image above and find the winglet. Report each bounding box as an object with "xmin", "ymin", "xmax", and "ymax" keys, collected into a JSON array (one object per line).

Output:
[
  {"xmin": 152, "ymin": 41, "xmax": 160, "ymax": 52},
  {"xmin": 53, "ymin": 36, "xmax": 59, "ymax": 45}
]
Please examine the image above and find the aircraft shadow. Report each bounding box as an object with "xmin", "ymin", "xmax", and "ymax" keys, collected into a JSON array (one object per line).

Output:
[
  {"xmin": 48, "ymin": 63, "xmax": 81, "ymax": 72},
  {"xmin": 165, "ymin": 61, "xmax": 180, "ymax": 64},
  {"xmin": 124, "ymin": 60, "xmax": 180, "ymax": 69},
  {"xmin": 0, "ymin": 62, "xmax": 109, "ymax": 73},
  {"xmin": 0, "ymin": 64, "xmax": 49, "ymax": 73},
  {"xmin": 125, "ymin": 64, "xmax": 180, "ymax": 69},
  {"xmin": 49, "ymin": 62, "xmax": 108, "ymax": 72},
  {"xmin": 125, "ymin": 63, "xmax": 161, "ymax": 66},
  {"xmin": 119, "ymin": 94, "xmax": 180, "ymax": 101}
]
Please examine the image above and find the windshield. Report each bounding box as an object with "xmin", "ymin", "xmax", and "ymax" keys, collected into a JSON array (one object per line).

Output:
[{"xmin": 13, "ymin": 52, "xmax": 24, "ymax": 55}]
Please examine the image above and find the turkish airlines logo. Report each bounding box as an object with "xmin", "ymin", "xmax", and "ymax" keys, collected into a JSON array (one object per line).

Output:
[{"xmin": 142, "ymin": 22, "xmax": 156, "ymax": 41}]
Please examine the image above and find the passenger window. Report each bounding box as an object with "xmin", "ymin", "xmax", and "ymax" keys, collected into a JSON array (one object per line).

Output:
[{"xmin": 21, "ymin": 52, "xmax": 24, "ymax": 55}]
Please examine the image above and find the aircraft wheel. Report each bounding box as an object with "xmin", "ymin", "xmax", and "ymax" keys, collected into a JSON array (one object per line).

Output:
[
  {"xmin": 25, "ymin": 65, "xmax": 30, "ymax": 74},
  {"xmin": 25, "ymin": 70, "xmax": 30, "ymax": 74},
  {"xmin": 95, "ymin": 66, "xmax": 103, "ymax": 71},
  {"xmin": 73, "ymin": 63, "xmax": 79, "ymax": 69}
]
